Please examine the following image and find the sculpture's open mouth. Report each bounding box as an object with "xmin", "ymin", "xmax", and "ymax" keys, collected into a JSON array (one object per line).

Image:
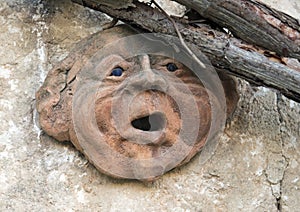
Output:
[{"xmin": 131, "ymin": 112, "xmax": 166, "ymax": 132}]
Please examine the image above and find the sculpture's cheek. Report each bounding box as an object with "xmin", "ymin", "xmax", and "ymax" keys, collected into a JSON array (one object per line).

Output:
[{"xmin": 95, "ymin": 98, "xmax": 113, "ymax": 134}]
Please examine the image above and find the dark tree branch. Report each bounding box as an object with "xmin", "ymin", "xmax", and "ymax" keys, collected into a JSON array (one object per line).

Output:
[
  {"xmin": 174, "ymin": 0, "xmax": 300, "ymax": 60},
  {"xmin": 72, "ymin": 0, "xmax": 300, "ymax": 102}
]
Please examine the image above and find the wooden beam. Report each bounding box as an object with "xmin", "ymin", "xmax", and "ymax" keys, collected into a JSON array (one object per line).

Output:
[{"xmin": 174, "ymin": 0, "xmax": 300, "ymax": 60}]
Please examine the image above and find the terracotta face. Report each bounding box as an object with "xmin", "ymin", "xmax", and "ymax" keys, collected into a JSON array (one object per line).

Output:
[
  {"xmin": 36, "ymin": 25, "xmax": 238, "ymax": 181},
  {"xmin": 94, "ymin": 54, "xmax": 210, "ymax": 159}
]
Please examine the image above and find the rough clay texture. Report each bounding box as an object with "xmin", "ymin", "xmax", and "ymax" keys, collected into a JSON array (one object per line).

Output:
[{"xmin": 0, "ymin": 0, "xmax": 299, "ymax": 211}]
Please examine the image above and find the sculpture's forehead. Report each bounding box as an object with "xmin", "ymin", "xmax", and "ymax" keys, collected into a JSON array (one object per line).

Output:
[
  {"xmin": 92, "ymin": 54, "xmax": 196, "ymax": 79},
  {"xmin": 96, "ymin": 54, "xmax": 187, "ymax": 66},
  {"xmin": 99, "ymin": 54, "xmax": 181, "ymax": 63}
]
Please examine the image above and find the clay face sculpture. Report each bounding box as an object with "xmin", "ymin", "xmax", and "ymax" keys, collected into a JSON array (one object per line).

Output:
[{"xmin": 36, "ymin": 25, "xmax": 238, "ymax": 181}]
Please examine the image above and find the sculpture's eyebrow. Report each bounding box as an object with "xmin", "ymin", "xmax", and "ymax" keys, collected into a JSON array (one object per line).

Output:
[
  {"xmin": 94, "ymin": 54, "xmax": 127, "ymax": 72},
  {"xmin": 149, "ymin": 55, "xmax": 180, "ymax": 66}
]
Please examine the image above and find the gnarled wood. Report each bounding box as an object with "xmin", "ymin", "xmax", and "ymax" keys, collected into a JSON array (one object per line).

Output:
[{"xmin": 174, "ymin": 0, "xmax": 300, "ymax": 60}]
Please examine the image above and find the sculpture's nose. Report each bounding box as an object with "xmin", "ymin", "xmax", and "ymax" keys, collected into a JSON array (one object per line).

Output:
[
  {"xmin": 112, "ymin": 55, "xmax": 171, "ymax": 146},
  {"xmin": 140, "ymin": 54, "xmax": 152, "ymax": 72},
  {"xmin": 138, "ymin": 54, "xmax": 168, "ymax": 91}
]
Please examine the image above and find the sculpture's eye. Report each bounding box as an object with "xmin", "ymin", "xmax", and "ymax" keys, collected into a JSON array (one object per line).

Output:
[
  {"xmin": 166, "ymin": 63, "xmax": 178, "ymax": 72},
  {"xmin": 110, "ymin": 67, "xmax": 124, "ymax": 76}
]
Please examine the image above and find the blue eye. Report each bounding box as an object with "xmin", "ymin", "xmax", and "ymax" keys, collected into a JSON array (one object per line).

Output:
[
  {"xmin": 166, "ymin": 63, "xmax": 178, "ymax": 72},
  {"xmin": 110, "ymin": 67, "xmax": 123, "ymax": 76}
]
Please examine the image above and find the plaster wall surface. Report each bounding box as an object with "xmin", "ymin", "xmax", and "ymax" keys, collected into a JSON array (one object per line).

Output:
[{"xmin": 0, "ymin": 0, "xmax": 299, "ymax": 211}]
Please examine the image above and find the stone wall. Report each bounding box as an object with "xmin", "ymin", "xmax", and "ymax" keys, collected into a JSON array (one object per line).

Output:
[{"xmin": 0, "ymin": 0, "xmax": 299, "ymax": 211}]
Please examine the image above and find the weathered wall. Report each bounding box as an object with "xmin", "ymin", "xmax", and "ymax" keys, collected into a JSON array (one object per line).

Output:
[{"xmin": 0, "ymin": 0, "xmax": 299, "ymax": 211}]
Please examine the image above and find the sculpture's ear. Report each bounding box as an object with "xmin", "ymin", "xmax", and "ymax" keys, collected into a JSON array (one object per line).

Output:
[
  {"xmin": 36, "ymin": 61, "xmax": 74, "ymax": 142},
  {"xmin": 35, "ymin": 31, "xmax": 92, "ymax": 142}
]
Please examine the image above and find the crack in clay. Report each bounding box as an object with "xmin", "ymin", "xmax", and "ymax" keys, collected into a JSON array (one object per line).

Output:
[
  {"xmin": 272, "ymin": 93, "xmax": 290, "ymax": 211},
  {"xmin": 264, "ymin": 151, "xmax": 289, "ymax": 211},
  {"xmin": 262, "ymin": 93, "xmax": 291, "ymax": 211},
  {"xmin": 277, "ymin": 155, "xmax": 289, "ymax": 211}
]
